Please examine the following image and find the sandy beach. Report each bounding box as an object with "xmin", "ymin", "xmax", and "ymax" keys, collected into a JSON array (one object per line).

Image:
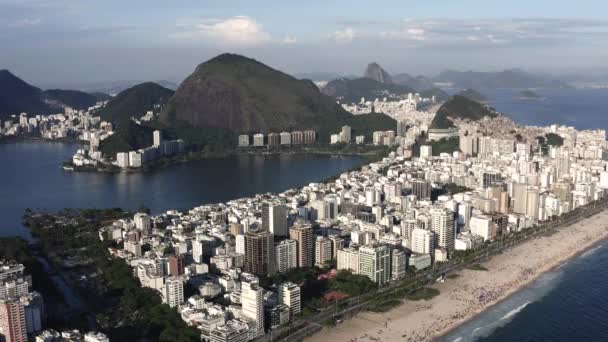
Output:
[{"xmin": 306, "ymin": 210, "xmax": 608, "ymax": 342}]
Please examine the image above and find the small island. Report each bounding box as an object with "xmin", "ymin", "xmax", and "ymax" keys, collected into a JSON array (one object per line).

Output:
[{"xmin": 517, "ymin": 90, "xmax": 541, "ymax": 100}]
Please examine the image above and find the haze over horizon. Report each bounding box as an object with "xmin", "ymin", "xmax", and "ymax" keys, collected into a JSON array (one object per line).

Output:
[{"xmin": 2, "ymin": 0, "xmax": 608, "ymax": 88}]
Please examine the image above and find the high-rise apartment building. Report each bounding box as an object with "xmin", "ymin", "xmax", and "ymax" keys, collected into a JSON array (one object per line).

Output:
[
  {"xmin": 391, "ymin": 249, "xmax": 407, "ymax": 280},
  {"xmin": 358, "ymin": 244, "xmax": 391, "ymax": 284},
  {"xmin": 314, "ymin": 236, "xmax": 332, "ymax": 267},
  {"xmin": 262, "ymin": 203, "xmax": 288, "ymax": 237},
  {"xmin": 341, "ymin": 125, "xmax": 351, "ymax": 143},
  {"xmin": 244, "ymin": 231, "xmax": 274, "ymax": 276},
  {"xmin": 412, "ymin": 179, "xmax": 432, "ymax": 200},
  {"xmin": 275, "ymin": 239, "xmax": 297, "ymax": 273},
  {"xmin": 240, "ymin": 273, "xmax": 264, "ymax": 338},
  {"xmin": 0, "ymin": 299, "xmax": 27, "ymax": 342},
  {"xmin": 162, "ymin": 277, "xmax": 184, "ymax": 308},
  {"xmin": 289, "ymin": 223, "xmax": 314, "ymax": 268},
  {"xmin": 278, "ymin": 282, "xmax": 301, "ymax": 319},
  {"xmin": 411, "ymin": 228, "xmax": 434, "ymax": 255},
  {"xmin": 153, "ymin": 130, "xmax": 162, "ymax": 147},
  {"xmin": 431, "ymin": 208, "xmax": 455, "ymax": 251}
]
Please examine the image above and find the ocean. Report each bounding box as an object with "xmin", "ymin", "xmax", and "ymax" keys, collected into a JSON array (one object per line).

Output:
[{"xmin": 442, "ymin": 88, "xmax": 608, "ymax": 342}]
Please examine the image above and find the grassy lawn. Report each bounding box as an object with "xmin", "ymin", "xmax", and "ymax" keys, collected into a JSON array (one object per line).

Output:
[
  {"xmin": 466, "ymin": 263, "xmax": 489, "ymax": 271},
  {"xmin": 406, "ymin": 287, "xmax": 440, "ymax": 301}
]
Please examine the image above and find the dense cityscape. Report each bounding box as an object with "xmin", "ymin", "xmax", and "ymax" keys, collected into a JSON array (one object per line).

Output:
[{"xmin": 18, "ymin": 107, "xmax": 607, "ymax": 341}]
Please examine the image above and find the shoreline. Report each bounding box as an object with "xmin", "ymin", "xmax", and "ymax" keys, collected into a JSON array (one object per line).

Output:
[
  {"xmin": 434, "ymin": 227, "xmax": 608, "ymax": 341},
  {"xmin": 64, "ymin": 146, "xmax": 387, "ymax": 174},
  {"xmin": 305, "ymin": 210, "xmax": 608, "ymax": 342}
]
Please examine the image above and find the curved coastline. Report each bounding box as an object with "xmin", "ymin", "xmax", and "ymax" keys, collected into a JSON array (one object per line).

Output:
[{"xmin": 305, "ymin": 210, "xmax": 608, "ymax": 342}]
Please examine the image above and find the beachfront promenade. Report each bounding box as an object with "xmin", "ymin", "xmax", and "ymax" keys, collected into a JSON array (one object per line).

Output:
[{"xmin": 264, "ymin": 197, "xmax": 608, "ymax": 342}]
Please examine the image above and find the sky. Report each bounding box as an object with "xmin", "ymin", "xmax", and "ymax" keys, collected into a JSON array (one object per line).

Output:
[{"xmin": 1, "ymin": 0, "xmax": 608, "ymax": 88}]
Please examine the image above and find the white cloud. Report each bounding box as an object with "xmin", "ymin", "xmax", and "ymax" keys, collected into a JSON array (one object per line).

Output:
[
  {"xmin": 406, "ymin": 28, "xmax": 426, "ymax": 40},
  {"xmin": 282, "ymin": 36, "xmax": 297, "ymax": 44},
  {"xmin": 0, "ymin": 17, "xmax": 42, "ymax": 27},
  {"xmin": 173, "ymin": 16, "xmax": 272, "ymax": 46},
  {"xmin": 380, "ymin": 27, "xmax": 427, "ymax": 41},
  {"xmin": 332, "ymin": 27, "xmax": 356, "ymax": 42}
]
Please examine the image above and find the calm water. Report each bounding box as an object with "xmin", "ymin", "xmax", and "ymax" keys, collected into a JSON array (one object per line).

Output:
[
  {"xmin": 442, "ymin": 88, "xmax": 608, "ymax": 342},
  {"xmin": 0, "ymin": 142, "xmax": 364, "ymax": 238},
  {"xmin": 485, "ymin": 88, "xmax": 608, "ymax": 131}
]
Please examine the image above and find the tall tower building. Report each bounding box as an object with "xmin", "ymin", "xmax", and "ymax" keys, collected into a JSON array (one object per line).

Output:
[
  {"xmin": 430, "ymin": 208, "xmax": 455, "ymax": 251},
  {"xmin": 278, "ymin": 282, "xmax": 301, "ymax": 319},
  {"xmin": 314, "ymin": 236, "xmax": 332, "ymax": 267},
  {"xmin": 337, "ymin": 247, "xmax": 360, "ymax": 274},
  {"xmin": 275, "ymin": 239, "xmax": 298, "ymax": 273},
  {"xmin": 153, "ymin": 130, "xmax": 162, "ymax": 147},
  {"xmin": 241, "ymin": 273, "xmax": 264, "ymax": 337},
  {"xmin": 391, "ymin": 249, "xmax": 407, "ymax": 280},
  {"xmin": 262, "ymin": 203, "xmax": 288, "ymax": 237},
  {"xmin": 411, "ymin": 228, "xmax": 434, "ymax": 255},
  {"xmin": 0, "ymin": 299, "xmax": 27, "ymax": 342},
  {"xmin": 244, "ymin": 231, "xmax": 275, "ymax": 276},
  {"xmin": 289, "ymin": 223, "xmax": 314, "ymax": 268},
  {"xmin": 341, "ymin": 125, "xmax": 352, "ymax": 143},
  {"xmin": 412, "ymin": 179, "xmax": 432, "ymax": 200},
  {"xmin": 358, "ymin": 244, "xmax": 391, "ymax": 284},
  {"xmin": 162, "ymin": 277, "xmax": 184, "ymax": 308}
]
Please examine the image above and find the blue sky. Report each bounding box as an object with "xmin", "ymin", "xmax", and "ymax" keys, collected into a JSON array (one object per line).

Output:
[{"xmin": 1, "ymin": 0, "xmax": 607, "ymax": 87}]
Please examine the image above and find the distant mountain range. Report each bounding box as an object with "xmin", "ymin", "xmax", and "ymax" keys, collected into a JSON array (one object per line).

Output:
[
  {"xmin": 320, "ymin": 62, "xmax": 449, "ymax": 104},
  {"xmin": 300, "ymin": 66, "xmax": 572, "ymax": 100},
  {"xmin": 434, "ymin": 69, "xmax": 570, "ymax": 89},
  {"xmin": 0, "ymin": 70, "xmax": 106, "ymax": 120}
]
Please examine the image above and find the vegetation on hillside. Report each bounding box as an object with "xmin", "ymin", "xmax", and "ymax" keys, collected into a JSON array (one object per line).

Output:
[
  {"xmin": 458, "ymin": 88, "xmax": 488, "ymax": 102},
  {"xmin": 99, "ymin": 120, "xmax": 155, "ymax": 157},
  {"xmin": 161, "ymin": 54, "xmax": 359, "ymax": 138},
  {"xmin": 98, "ymin": 82, "xmax": 174, "ymax": 124},
  {"xmin": 430, "ymin": 95, "xmax": 498, "ymax": 129},
  {"xmin": 43, "ymin": 89, "xmax": 99, "ymax": 110}
]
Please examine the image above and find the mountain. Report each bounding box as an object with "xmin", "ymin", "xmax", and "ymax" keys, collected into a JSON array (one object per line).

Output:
[
  {"xmin": 457, "ymin": 89, "xmax": 488, "ymax": 103},
  {"xmin": 435, "ymin": 69, "xmax": 570, "ymax": 89},
  {"xmin": 393, "ymin": 73, "xmax": 435, "ymax": 91},
  {"xmin": 63, "ymin": 80, "xmax": 180, "ymax": 95},
  {"xmin": 0, "ymin": 70, "xmax": 106, "ymax": 119},
  {"xmin": 364, "ymin": 63, "xmax": 393, "ymax": 84},
  {"xmin": 0, "ymin": 70, "xmax": 48, "ymax": 119},
  {"xmin": 321, "ymin": 78, "xmax": 415, "ymax": 104},
  {"xmin": 294, "ymin": 72, "xmax": 344, "ymax": 82},
  {"xmin": 430, "ymin": 95, "xmax": 498, "ymax": 129},
  {"xmin": 42, "ymin": 89, "xmax": 100, "ymax": 110},
  {"xmin": 98, "ymin": 82, "xmax": 174, "ymax": 124},
  {"xmin": 160, "ymin": 53, "xmax": 394, "ymax": 143}
]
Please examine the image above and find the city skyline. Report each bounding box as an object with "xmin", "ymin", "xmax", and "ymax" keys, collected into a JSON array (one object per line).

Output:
[{"xmin": 2, "ymin": 1, "xmax": 608, "ymax": 87}]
